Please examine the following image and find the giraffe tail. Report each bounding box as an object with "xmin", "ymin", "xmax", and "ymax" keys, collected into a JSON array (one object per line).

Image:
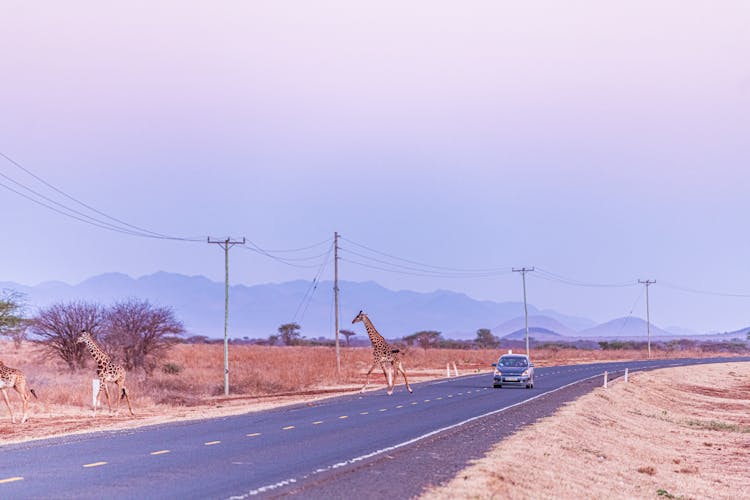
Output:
[
  {"xmin": 121, "ymin": 388, "xmax": 127, "ymax": 400},
  {"xmin": 30, "ymin": 388, "xmax": 38, "ymax": 399}
]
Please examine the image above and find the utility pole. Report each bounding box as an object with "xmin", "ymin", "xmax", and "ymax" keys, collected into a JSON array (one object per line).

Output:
[
  {"xmin": 208, "ymin": 236, "xmax": 246, "ymax": 396},
  {"xmin": 638, "ymin": 279, "xmax": 656, "ymax": 359},
  {"xmin": 512, "ymin": 267, "xmax": 535, "ymax": 359},
  {"xmin": 333, "ymin": 232, "xmax": 341, "ymax": 377}
]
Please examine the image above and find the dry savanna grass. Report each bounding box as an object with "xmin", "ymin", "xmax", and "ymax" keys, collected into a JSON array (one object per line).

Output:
[
  {"xmin": 423, "ymin": 362, "xmax": 750, "ymax": 500},
  {"xmin": 0, "ymin": 340, "xmax": 745, "ymax": 448}
]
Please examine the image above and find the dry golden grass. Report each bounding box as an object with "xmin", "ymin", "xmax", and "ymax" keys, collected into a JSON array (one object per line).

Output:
[
  {"xmin": 423, "ymin": 362, "xmax": 750, "ymax": 500},
  {"xmin": 0, "ymin": 340, "xmax": 744, "ymax": 448}
]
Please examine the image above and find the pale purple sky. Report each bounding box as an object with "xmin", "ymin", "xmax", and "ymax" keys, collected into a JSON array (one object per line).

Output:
[{"xmin": 1, "ymin": 2, "xmax": 749, "ymax": 332}]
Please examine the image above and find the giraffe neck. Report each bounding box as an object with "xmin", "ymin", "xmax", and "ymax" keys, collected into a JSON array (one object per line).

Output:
[
  {"xmin": 361, "ymin": 316, "xmax": 387, "ymax": 347},
  {"xmin": 84, "ymin": 339, "xmax": 111, "ymax": 368}
]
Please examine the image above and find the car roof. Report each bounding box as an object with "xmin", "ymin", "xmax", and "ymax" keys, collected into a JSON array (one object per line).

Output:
[{"xmin": 499, "ymin": 354, "xmax": 529, "ymax": 359}]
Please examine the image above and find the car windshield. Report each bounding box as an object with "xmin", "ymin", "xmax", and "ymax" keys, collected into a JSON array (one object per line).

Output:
[{"xmin": 498, "ymin": 356, "xmax": 528, "ymax": 368}]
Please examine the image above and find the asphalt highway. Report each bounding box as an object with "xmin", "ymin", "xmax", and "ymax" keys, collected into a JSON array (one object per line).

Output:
[{"xmin": 1, "ymin": 356, "xmax": 747, "ymax": 499}]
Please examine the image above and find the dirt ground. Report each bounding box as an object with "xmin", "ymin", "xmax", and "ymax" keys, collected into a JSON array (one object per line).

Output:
[{"xmin": 423, "ymin": 362, "xmax": 750, "ymax": 500}]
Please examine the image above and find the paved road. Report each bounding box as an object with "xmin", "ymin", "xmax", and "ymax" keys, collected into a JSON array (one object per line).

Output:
[{"xmin": 1, "ymin": 357, "xmax": 747, "ymax": 499}]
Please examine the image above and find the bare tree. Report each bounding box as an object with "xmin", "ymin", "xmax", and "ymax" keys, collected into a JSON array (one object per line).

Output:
[
  {"xmin": 103, "ymin": 299, "xmax": 185, "ymax": 372},
  {"xmin": 30, "ymin": 301, "xmax": 105, "ymax": 370},
  {"xmin": 339, "ymin": 329, "xmax": 356, "ymax": 346}
]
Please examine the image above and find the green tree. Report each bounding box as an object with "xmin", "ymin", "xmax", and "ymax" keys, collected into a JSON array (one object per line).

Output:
[
  {"xmin": 0, "ymin": 290, "xmax": 26, "ymax": 347},
  {"xmin": 278, "ymin": 323, "xmax": 302, "ymax": 346},
  {"xmin": 404, "ymin": 330, "xmax": 442, "ymax": 350},
  {"xmin": 475, "ymin": 328, "xmax": 499, "ymax": 349}
]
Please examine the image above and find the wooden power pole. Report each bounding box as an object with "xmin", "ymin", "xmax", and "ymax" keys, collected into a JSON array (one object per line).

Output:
[
  {"xmin": 334, "ymin": 232, "xmax": 341, "ymax": 377},
  {"xmin": 208, "ymin": 236, "xmax": 246, "ymax": 396},
  {"xmin": 513, "ymin": 267, "xmax": 535, "ymax": 359},
  {"xmin": 638, "ymin": 279, "xmax": 656, "ymax": 359}
]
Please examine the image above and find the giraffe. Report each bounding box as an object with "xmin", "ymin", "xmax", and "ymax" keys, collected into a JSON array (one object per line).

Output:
[
  {"xmin": 352, "ymin": 310, "xmax": 412, "ymax": 395},
  {"xmin": 0, "ymin": 360, "xmax": 37, "ymax": 424},
  {"xmin": 76, "ymin": 330, "xmax": 134, "ymax": 416}
]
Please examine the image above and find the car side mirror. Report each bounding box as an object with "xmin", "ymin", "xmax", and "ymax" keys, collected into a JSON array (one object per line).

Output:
[
  {"xmin": 529, "ymin": 363, "xmax": 534, "ymax": 368},
  {"xmin": 491, "ymin": 363, "xmax": 497, "ymax": 367}
]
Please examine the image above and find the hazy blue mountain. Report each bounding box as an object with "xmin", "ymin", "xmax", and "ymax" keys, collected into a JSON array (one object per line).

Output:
[
  {"xmin": 3, "ymin": 272, "xmax": 731, "ymax": 341},
  {"xmin": 0, "ymin": 272, "xmax": 586, "ymax": 340}
]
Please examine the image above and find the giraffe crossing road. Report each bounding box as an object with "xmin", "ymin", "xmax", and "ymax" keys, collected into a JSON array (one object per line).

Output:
[{"xmin": 1, "ymin": 357, "xmax": 748, "ymax": 498}]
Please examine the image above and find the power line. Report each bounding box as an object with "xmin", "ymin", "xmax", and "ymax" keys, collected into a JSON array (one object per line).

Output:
[
  {"xmin": 533, "ymin": 267, "xmax": 637, "ymax": 288},
  {"xmin": 341, "ymin": 236, "xmax": 511, "ymax": 274},
  {"xmin": 659, "ymin": 281, "xmax": 750, "ymax": 298},
  {"xmin": 0, "ymin": 151, "xmax": 203, "ymax": 241}
]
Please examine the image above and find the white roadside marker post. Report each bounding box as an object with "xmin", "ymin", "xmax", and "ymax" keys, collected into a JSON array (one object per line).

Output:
[
  {"xmin": 603, "ymin": 371, "xmax": 608, "ymax": 388},
  {"xmin": 92, "ymin": 379, "xmax": 100, "ymax": 411},
  {"xmin": 625, "ymin": 368, "xmax": 629, "ymax": 383}
]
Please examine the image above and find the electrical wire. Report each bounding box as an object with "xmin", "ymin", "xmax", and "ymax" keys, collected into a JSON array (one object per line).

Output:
[
  {"xmin": 659, "ymin": 281, "xmax": 750, "ymax": 298},
  {"xmin": 533, "ymin": 267, "xmax": 637, "ymax": 288},
  {"xmin": 0, "ymin": 152, "xmax": 203, "ymax": 241}
]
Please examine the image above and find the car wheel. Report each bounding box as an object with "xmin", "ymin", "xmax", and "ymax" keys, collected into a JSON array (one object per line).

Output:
[{"xmin": 493, "ymin": 384, "xmax": 502, "ymax": 389}]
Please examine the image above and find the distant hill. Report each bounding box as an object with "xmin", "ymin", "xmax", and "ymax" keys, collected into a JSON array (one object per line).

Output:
[
  {"xmin": 494, "ymin": 315, "xmax": 579, "ymax": 337},
  {"xmin": 578, "ymin": 317, "xmax": 671, "ymax": 339},
  {"xmin": 502, "ymin": 327, "xmax": 565, "ymax": 342},
  {"xmin": 0, "ymin": 272, "xmax": 586, "ymax": 340}
]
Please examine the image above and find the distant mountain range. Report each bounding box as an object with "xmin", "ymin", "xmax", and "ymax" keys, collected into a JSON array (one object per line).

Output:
[{"xmin": 1, "ymin": 272, "xmax": 748, "ymax": 342}]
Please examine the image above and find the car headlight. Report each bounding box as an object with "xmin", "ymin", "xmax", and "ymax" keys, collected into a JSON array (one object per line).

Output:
[
  {"xmin": 495, "ymin": 369, "xmax": 502, "ymax": 376},
  {"xmin": 522, "ymin": 370, "xmax": 529, "ymax": 377}
]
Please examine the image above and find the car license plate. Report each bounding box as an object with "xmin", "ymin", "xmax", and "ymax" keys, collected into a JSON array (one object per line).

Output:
[{"xmin": 505, "ymin": 377, "xmax": 518, "ymax": 382}]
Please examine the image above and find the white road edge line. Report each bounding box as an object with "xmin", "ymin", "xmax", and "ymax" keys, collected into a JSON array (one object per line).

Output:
[{"xmin": 229, "ymin": 371, "xmax": 611, "ymax": 499}]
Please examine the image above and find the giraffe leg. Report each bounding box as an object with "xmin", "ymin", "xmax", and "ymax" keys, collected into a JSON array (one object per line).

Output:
[
  {"xmin": 361, "ymin": 360, "xmax": 379, "ymax": 393},
  {"xmin": 117, "ymin": 380, "xmax": 135, "ymax": 416},
  {"xmin": 101, "ymin": 381, "xmax": 113, "ymax": 414},
  {"xmin": 397, "ymin": 361, "xmax": 413, "ymax": 393},
  {"xmin": 385, "ymin": 363, "xmax": 395, "ymax": 396},
  {"xmin": 14, "ymin": 380, "xmax": 30, "ymax": 423},
  {"xmin": 1, "ymin": 388, "xmax": 15, "ymax": 424}
]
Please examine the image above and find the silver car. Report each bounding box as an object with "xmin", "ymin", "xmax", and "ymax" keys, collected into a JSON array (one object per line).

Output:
[{"xmin": 492, "ymin": 354, "xmax": 535, "ymax": 389}]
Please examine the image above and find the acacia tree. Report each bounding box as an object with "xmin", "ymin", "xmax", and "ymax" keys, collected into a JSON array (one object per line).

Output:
[
  {"xmin": 0, "ymin": 290, "xmax": 27, "ymax": 347},
  {"xmin": 339, "ymin": 329, "xmax": 356, "ymax": 346},
  {"xmin": 30, "ymin": 301, "xmax": 104, "ymax": 370},
  {"xmin": 103, "ymin": 299, "xmax": 185, "ymax": 372},
  {"xmin": 404, "ymin": 330, "xmax": 442, "ymax": 351},
  {"xmin": 278, "ymin": 323, "xmax": 301, "ymax": 346},
  {"xmin": 475, "ymin": 328, "xmax": 499, "ymax": 349}
]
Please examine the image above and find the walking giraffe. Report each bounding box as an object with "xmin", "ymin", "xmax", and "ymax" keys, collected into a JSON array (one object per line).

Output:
[
  {"xmin": 77, "ymin": 330, "xmax": 134, "ymax": 416},
  {"xmin": 0, "ymin": 360, "xmax": 37, "ymax": 423},
  {"xmin": 352, "ymin": 310, "xmax": 412, "ymax": 395}
]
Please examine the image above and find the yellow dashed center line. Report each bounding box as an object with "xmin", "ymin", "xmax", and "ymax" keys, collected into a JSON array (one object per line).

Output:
[
  {"xmin": 338, "ymin": 415, "xmax": 348, "ymax": 420},
  {"xmin": 396, "ymin": 405, "xmax": 404, "ymax": 408},
  {"xmin": 83, "ymin": 462, "xmax": 108, "ymax": 468},
  {"xmin": 312, "ymin": 421, "xmax": 323, "ymax": 425},
  {"xmin": 247, "ymin": 432, "xmax": 261, "ymax": 437},
  {"xmin": 360, "ymin": 411, "xmax": 369, "ymax": 415},
  {"xmin": 282, "ymin": 426, "xmax": 295, "ymax": 430},
  {"xmin": 411, "ymin": 402, "xmax": 418, "ymax": 405},
  {"xmin": 0, "ymin": 477, "xmax": 23, "ymax": 484},
  {"xmin": 150, "ymin": 450, "xmax": 170, "ymax": 456},
  {"xmin": 423, "ymin": 399, "xmax": 431, "ymax": 403},
  {"xmin": 204, "ymin": 441, "xmax": 221, "ymax": 446},
  {"xmin": 379, "ymin": 408, "xmax": 388, "ymax": 412},
  {"xmin": 436, "ymin": 397, "xmax": 443, "ymax": 400}
]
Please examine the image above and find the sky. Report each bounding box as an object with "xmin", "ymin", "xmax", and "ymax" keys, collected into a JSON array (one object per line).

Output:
[{"xmin": 1, "ymin": 1, "xmax": 749, "ymax": 333}]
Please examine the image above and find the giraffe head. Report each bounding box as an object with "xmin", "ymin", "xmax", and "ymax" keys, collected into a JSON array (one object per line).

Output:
[
  {"xmin": 352, "ymin": 310, "xmax": 366, "ymax": 324},
  {"xmin": 77, "ymin": 330, "xmax": 94, "ymax": 344}
]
